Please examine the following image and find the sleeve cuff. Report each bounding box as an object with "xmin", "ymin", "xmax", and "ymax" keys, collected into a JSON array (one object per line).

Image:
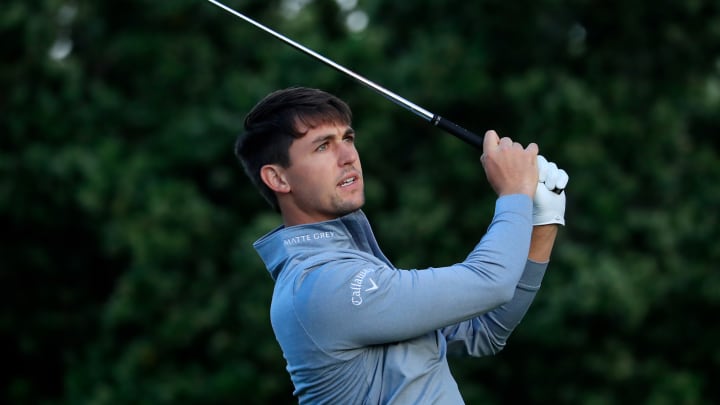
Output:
[
  {"xmin": 495, "ymin": 194, "xmax": 533, "ymax": 222},
  {"xmin": 517, "ymin": 260, "xmax": 547, "ymax": 291}
]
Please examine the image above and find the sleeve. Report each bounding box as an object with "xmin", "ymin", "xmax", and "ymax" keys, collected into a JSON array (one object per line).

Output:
[
  {"xmin": 441, "ymin": 259, "xmax": 547, "ymax": 357},
  {"xmin": 293, "ymin": 194, "xmax": 535, "ymax": 351}
]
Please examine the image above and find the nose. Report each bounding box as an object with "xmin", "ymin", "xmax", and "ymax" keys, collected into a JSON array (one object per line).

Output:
[{"xmin": 338, "ymin": 142, "xmax": 358, "ymax": 167}]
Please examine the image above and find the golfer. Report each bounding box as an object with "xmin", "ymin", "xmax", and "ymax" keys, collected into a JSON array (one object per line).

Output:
[{"xmin": 235, "ymin": 87, "xmax": 569, "ymax": 404}]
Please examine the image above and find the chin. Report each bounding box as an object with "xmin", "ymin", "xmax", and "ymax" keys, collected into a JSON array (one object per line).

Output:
[{"xmin": 336, "ymin": 199, "xmax": 364, "ymax": 216}]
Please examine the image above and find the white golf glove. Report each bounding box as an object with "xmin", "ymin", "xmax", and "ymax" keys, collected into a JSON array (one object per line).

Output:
[{"xmin": 533, "ymin": 155, "xmax": 569, "ymax": 226}]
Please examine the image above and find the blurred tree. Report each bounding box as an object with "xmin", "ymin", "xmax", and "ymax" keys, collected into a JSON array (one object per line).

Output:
[{"xmin": 1, "ymin": 0, "xmax": 719, "ymax": 404}]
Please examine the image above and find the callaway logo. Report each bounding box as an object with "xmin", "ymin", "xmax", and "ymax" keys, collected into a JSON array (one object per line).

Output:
[{"xmin": 350, "ymin": 268, "xmax": 379, "ymax": 306}]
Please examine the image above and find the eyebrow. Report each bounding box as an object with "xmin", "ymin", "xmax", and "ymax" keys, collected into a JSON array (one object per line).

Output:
[{"xmin": 310, "ymin": 127, "xmax": 355, "ymax": 145}]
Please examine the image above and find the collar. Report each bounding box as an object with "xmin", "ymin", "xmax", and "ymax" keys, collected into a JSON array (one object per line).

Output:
[{"xmin": 253, "ymin": 210, "xmax": 391, "ymax": 280}]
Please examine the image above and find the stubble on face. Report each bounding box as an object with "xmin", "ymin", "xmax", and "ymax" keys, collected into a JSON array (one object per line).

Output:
[{"xmin": 328, "ymin": 175, "xmax": 365, "ymax": 216}]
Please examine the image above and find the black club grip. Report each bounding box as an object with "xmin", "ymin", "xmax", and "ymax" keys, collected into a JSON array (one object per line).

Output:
[
  {"xmin": 432, "ymin": 115, "xmax": 483, "ymax": 149},
  {"xmin": 432, "ymin": 115, "xmax": 564, "ymax": 194}
]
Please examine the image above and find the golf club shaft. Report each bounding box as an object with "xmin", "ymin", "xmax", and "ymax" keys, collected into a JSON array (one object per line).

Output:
[{"xmin": 206, "ymin": 0, "xmax": 484, "ymax": 149}]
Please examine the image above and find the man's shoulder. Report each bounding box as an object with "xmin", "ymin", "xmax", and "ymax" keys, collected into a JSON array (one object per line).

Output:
[{"xmin": 290, "ymin": 249, "xmax": 385, "ymax": 284}]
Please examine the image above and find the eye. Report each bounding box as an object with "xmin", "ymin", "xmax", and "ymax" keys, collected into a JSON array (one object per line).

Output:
[
  {"xmin": 343, "ymin": 134, "xmax": 355, "ymax": 143},
  {"xmin": 316, "ymin": 142, "xmax": 328, "ymax": 152}
]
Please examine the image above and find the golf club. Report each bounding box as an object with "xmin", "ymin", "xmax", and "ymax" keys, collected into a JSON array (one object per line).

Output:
[{"xmin": 205, "ymin": 0, "xmax": 484, "ymax": 149}]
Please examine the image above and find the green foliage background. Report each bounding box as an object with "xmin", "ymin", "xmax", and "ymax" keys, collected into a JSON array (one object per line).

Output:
[{"xmin": 2, "ymin": 0, "xmax": 719, "ymax": 403}]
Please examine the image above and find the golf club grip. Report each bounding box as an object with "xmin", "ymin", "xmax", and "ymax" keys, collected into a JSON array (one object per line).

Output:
[
  {"xmin": 434, "ymin": 117, "xmax": 564, "ymax": 194},
  {"xmin": 432, "ymin": 116, "xmax": 483, "ymax": 149}
]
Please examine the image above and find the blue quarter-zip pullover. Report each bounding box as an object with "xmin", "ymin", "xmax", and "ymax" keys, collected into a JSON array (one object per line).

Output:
[{"xmin": 254, "ymin": 194, "xmax": 547, "ymax": 404}]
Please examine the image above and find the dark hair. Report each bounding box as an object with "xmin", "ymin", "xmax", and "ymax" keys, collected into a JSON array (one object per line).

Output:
[{"xmin": 235, "ymin": 87, "xmax": 353, "ymax": 211}]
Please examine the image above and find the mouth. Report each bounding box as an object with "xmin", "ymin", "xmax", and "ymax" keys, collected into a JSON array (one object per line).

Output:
[{"xmin": 338, "ymin": 175, "xmax": 359, "ymax": 188}]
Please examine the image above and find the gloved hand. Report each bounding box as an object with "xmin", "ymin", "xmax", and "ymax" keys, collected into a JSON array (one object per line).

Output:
[{"xmin": 533, "ymin": 155, "xmax": 569, "ymax": 226}]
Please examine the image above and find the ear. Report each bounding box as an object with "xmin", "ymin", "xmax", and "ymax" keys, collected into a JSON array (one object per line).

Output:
[{"xmin": 260, "ymin": 164, "xmax": 291, "ymax": 194}]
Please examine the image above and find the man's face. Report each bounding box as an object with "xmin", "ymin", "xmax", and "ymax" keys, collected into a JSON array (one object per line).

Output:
[{"xmin": 278, "ymin": 121, "xmax": 364, "ymax": 225}]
